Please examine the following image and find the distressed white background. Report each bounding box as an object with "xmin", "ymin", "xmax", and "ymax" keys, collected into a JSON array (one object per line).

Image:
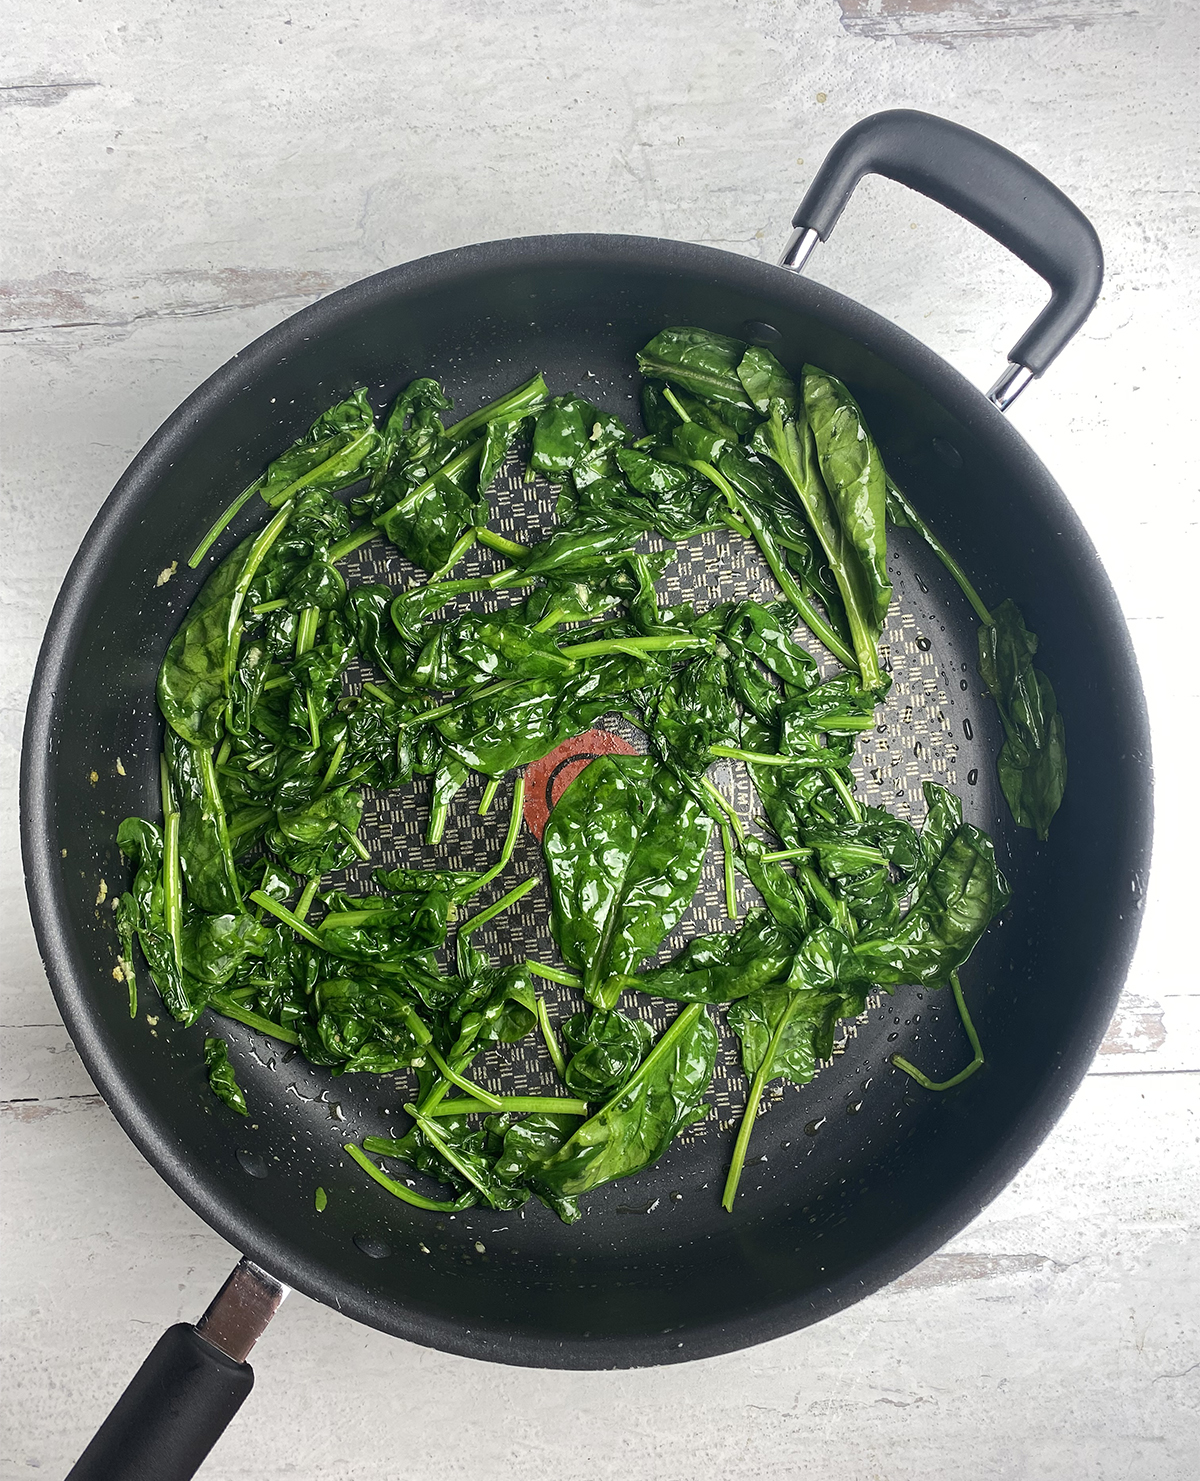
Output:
[{"xmin": 2, "ymin": 1, "xmax": 1198, "ymax": 1476}]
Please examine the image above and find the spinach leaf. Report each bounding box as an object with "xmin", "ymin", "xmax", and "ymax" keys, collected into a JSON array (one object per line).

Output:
[
  {"xmin": 801, "ymin": 366, "xmax": 891, "ymax": 629},
  {"xmin": 531, "ymin": 394, "xmax": 604, "ymax": 478},
  {"xmin": 647, "ymin": 652, "xmax": 739, "ymax": 775},
  {"xmin": 736, "ymin": 839, "xmax": 811, "ymax": 934},
  {"xmin": 159, "ymin": 502, "xmax": 295, "ymax": 746},
  {"xmin": 182, "ymin": 912, "xmax": 270, "ymax": 987},
  {"xmin": 884, "ymin": 482, "xmax": 1066, "ymax": 840},
  {"xmin": 265, "ymin": 785, "xmax": 364, "ymax": 880},
  {"xmin": 542, "ymin": 755, "xmax": 714, "ymax": 1008},
  {"xmin": 434, "ymin": 652, "xmax": 665, "ymax": 777},
  {"xmin": 259, "ymin": 389, "xmax": 380, "ymax": 509},
  {"xmin": 739, "ymin": 352, "xmax": 888, "ymax": 688},
  {"xmin": 636, "ymin": 328, "xmax": 759, "ymax": 435},
  {"xmin": 493, "ymin": 1112, "xmax": 583, "ymax": 1223},
  {"xmin": 315, "ymin": 890, "xmax": 453, "ymax": 964},
  {"xmin": 852, "ymin": 785, "xmax": 1011, "ymax": 987},
  {"xmin": 561, "ymin": 1009, "xmax": 653, "ymax": 1100},
  {"xmin": 375, "ymin": 440, "xmax": 487, "ymax": 573},
  {"xmin": 165, "ymin": 731, "xmax": 242, "ymax": 914},
  {"xmin": 722, "ymin": 925, "xmax": 865, "ymax": 1208},
  {"xmin": 978, "ymin": 599, "xmax": 1067, "ymax": 841},
  {"xmin": 635, "ymin": 908, "xmax": 795, "ymax": 1003},
  {"xmin": 411, "ymin": 613, "xmax": 574, "ymax": 689},
  {"xmin": 116, "ymin": 817, "xmax": 193, "ymax": 1023},
  {"xmin": 530, "ymin": 1002, "xmax": 716, "ymax": 1197},
  {"xmin": 204, "ymin": 1036, "xmax": 248, "ymax": 1116}
]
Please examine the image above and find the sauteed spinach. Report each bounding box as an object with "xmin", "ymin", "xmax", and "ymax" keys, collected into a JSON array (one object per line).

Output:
[{"xmin": 112, "ymin": 327, "xmax": 1055, "ymax": 1219}]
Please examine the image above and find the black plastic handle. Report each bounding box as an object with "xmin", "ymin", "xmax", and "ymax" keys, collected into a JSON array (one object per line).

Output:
[
  {"xmin": 793, "ymin": 108, "xmax": 1103, "ymax": 375},
  {"xmin": 66, "ymin": 1324, "xmax": 254, "ymax": 1481}
]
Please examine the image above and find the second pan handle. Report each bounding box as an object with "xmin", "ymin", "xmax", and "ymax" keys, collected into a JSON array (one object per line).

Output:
[
  {"xmin": 66, "ymin": 1259, "xmax": 286, "ymax": 1481},
  {"xmin": 782, "ymin": 109, "xmax": 1103, "ymax": 406}
]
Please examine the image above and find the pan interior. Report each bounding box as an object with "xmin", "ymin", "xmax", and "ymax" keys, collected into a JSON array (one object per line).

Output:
[{"xmin": 30, "ymin": 240, "xmax": 1148, "ymax": 1366}]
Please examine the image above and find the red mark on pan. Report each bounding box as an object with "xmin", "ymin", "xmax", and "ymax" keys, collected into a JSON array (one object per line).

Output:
[{"xmin": 522, "ymin": 728, "xmax": 640, "ymax": 841}]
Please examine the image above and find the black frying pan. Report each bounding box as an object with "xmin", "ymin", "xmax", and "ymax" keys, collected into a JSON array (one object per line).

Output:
[{"xmin": 21, "ymin": 112, "xmax": 1151, "ymax": 1480}]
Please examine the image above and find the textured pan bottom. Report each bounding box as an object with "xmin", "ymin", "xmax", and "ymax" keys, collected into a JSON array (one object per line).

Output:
[{"xmin": 324, "ymin": 451, "xmax": 986, "ymax": 1150}]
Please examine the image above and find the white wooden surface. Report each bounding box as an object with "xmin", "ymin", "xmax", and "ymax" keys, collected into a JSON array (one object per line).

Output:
[{"xmin": 3, "ymin": 2, "xmax": 1198, "ymax": 1476}]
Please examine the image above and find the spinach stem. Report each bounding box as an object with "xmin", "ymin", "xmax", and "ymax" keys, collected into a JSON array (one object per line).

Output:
[
  {"xmin": 721, "ymin": 821, "xmax": 739, "ymax": 920},
  {"xmin": 427, "ymin": 795, "xmax": 450, "ymax": 846},
  {"xmin": 249, "ymin": 890, "xmax": 327, "ymax": 948},
  {"xmin": 430, "ymin": 527, "xmax": 477, "ymax": 581},
  {"xmin": 227, "ymin": 806, "xmax": 272, "ymax": 846},
  {"xmin": 478, "ymin": 778, "xmax": 501, "ymax": 815},
  {"xmin": 329, "ymin": 525, "xmax": 375, "ymax": 562},
  {"xmin": 709, "ymin": 744, "xmax": 850, "ymax": 770},
  {"xmin": 163, "ymin": 810, "xmax": 183, "ymax": 970},
  {"xmin": 460, "ymin": 778, "xmax": 526, "ymax": 898},
  {"xmin": 698, "ymin": 775, "xmax": 745, "ymax": 842},
  {"xmin": 294, "ymin": 606, "xmax": 319, "ymax": 659},
  {"xmin": 891, "ymin": 972, "xmax": 984, "ymax": 1090},
  {"xmin": 422, "ymin": 1048, "xmax": 504, "ymax": 1111},
  {"xmin": 159, "ymin": 751, "xmax": 174, "ymax": 820},
  {"xmin": 209, "ymin": 993, "xmax": 300, "ymax": 1046},
  {"xmin": 799, "ymin": 864, "xmax": 852, "ymax": 937},
  {"xmin": 264, "ymin": 428, "xmax": 377, "ymax": 510},
  {"xmin": 662, "ymin": 386, "xmax": 692, "ymax": 422},
  {"xmin": 250, "ymin": 597, "xmax": 287, "ymax": 615},
  {"xmin": 442, "ymin": 373, "xmax": 547, "ymax": 441},
  {"xmin": 305, "ymin": 688, "xmax": 322, "ymax": 751},
  {"xmin": 476, "ymin": 527, "xmax": 527, "ymax": 560},
  {"xmin": 294, "ymin": 877, "xmax": 320, "ymax": 922},
  {"xmin": 458, "ymin": 875, "xmax": 541, "ymax": 937},
  {"xmin": 427, "ymin": 1094, "xmax": 588, "ymax": 1117},
  {"xmin": 316, "ymin": 738, "xmax": 346, "ymax": 796},
  {"xmin": 722, "ymin": 991, "xmax": 802, "ymax": 1211},
  {"xmin": 828, "ymin": 768, "xmax": 864, "ymax": 823},
  {"xmin": 374, "ymin": 441, "xmax": 484, "ymax": 530},
  {"xmin": 339, "ymin": 823, "xmax": 371, "ymax": 861},
  {"xmin": 536, "ymin": 998, "xmax": 569, "ymax": 1079},
  {"xmin": 814, "ymin": 714, "xmax": 876, "ymax": 731},
  {"xmin": 361, "ymin": 681, "xmax": 394, "ymax": 705},
  {"xmin": 721, "ymin": 506, "xmax": 857, "ymax": 670},
  {"xmin": 760, "ymin": 846, "xmax": 813, "ymax": 864},
  {"xmin": 188, "ymin": 478, "xmax": 264, "ymax": 568},
  {"xmin": 597, "ymin": 1003, "xmax": 705, "ymax": 1114},
  {"xmin": 533, "ymin": 607, "xmax": 572, "ymax": 633},
  {"xmin": 404, "ymin": 1104, "xmax": 497, "ymax": 1201},
  {"xmin": 395, "ymin": 678, "xmax": 520, "ymax": 729},
  {"xmin": 560, "ymin": 634, "xmax": 707, "ymax": 659},
  {"xmin": 525, "ymin": 960, "xmax": 583, "ymax": 988},
  {"xmin": 887, "ymin": 482, "xmax": 992, "ymax": 625},
  {"xmin": 343, "ymin": 1143, "xmax": 474, "ymax": 1211},
  {"xmin": 196, "ymin": 745, "xmax": 242, "ymax": 907},
  {"xmin": 225, "ymin": 498, "xmax": 296, "ymax": 686}
]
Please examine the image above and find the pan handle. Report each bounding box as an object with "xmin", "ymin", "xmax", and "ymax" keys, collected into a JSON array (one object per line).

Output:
[
  {"xmin": 66, "ymin": 1258, "xmax": 287, "ymax": 1481},
  {"xmin": 781, "ymin": 108, "xmax": 1103, "ymax": 409}
]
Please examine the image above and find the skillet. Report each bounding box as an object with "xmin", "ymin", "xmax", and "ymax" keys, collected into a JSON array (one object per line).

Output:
[{"xmin": 20, "ymin": 111, "xmax": 1151, "ymax": 1479}]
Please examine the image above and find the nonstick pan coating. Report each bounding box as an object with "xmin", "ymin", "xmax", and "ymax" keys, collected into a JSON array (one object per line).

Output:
[{"xmin": 22, "ymin": 234, "xmax": 1150, "ymax": 1368}]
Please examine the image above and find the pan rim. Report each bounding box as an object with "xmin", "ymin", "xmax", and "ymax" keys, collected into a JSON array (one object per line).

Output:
[{"xmin": 20, "ymin": 231, "xmax": 1153, "ymax": 1367}]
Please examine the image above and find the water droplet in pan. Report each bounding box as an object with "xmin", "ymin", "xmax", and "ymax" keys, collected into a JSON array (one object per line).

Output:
[
  {"xmin": 963, "ymin": 718, "xmax": 974, "ymax": 740},
  {"xmin": 804, "ymin": 1117, "xmax": 826, "ymax": 1137},
  {"xmin": 353, "ymin": 1233, "xmax": 392, "ymax": 1259},
  {"xmin": 932, "ymin": 437, "xmax": 963, "ymax": 470},
  {"xmin": 743, "ymin": 321, "xmax": 782, "ymax": 345},
  {"xmin": 236, "ymin": 1149, "xmax": 268, "ymax": 1179}
]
